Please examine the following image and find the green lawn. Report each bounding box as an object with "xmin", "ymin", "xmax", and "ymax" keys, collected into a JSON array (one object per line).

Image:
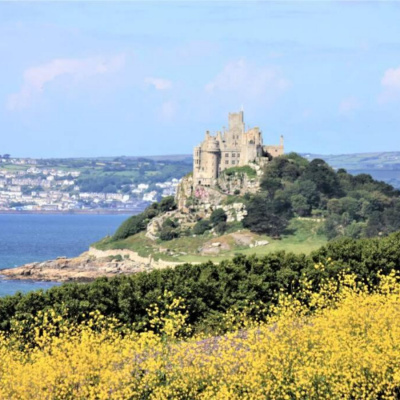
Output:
[{"xmin": 94, "ymin": 218, "xmax": 327, "ymax": 264}]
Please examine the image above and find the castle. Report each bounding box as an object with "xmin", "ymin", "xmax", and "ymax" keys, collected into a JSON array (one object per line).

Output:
[{"xmin": 193, "ymin": 111, "xmax": 284, "ymax": 186}]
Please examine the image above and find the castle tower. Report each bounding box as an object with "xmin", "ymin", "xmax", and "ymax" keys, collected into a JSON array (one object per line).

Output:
[
  {"xmin": 206, "ymin": 136, "xmax": 220, "ymax": 181},
  {"xmin": 224, "ymin": 111, "xmax": 245, "ymax": 150},
  {"xmin": 192, "ymin": 111, "xmax": 284, "ymax": 187}
]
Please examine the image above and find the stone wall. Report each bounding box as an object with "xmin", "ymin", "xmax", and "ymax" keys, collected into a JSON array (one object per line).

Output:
[{"xmin": 88, "ymin": 247, "xmax": 185, "ymax": 270}]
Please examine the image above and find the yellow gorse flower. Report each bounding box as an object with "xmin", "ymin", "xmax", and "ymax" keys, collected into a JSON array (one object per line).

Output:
[{"xmin": 0, "ymin": 271, "xmax": 400, "ymax": 399}]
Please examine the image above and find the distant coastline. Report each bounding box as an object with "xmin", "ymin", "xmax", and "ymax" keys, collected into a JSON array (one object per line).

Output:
[{"xmin": 0, "ymin": 209, "xmax": 139, "ymax": 215}]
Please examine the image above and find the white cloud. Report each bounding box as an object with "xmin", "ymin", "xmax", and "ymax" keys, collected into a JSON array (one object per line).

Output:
[
  {"xmin": 205, "ymin": 59, "xmax": 289, "ymax": 105},
  {"xmin": 7, "ymin": 54, "xmax": 125, "ymax": 111},
  {"xmin": 339, "ymin": 96, "xmax": 361, "ymax": 115},
  {"xmin": 145, "ymin": 77, "xmax": 172, "ymax": 90},
  {"xmin": 379, "ymin": 66, "xmax": 400, "ymax": 103}
]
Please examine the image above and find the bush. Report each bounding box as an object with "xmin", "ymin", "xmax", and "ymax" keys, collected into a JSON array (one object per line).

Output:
[
  {"xmin": 215, "ymin": 221, "xmax": 228, "ymax": 234},
  {"xmin": 159, "ymin": 196, "xmax": 177, "ymax": 213},
  {"xmin": 112, "ymin": 198, "xmax": 177, "ymax": 241},
  {"xmin": 1, "ymin": 233, "xmax": 400, "ymax": 343},
  {"xmin": 210, "ymin": 208, "xmax": 227, "ymax": 226},
  {"xmin": 112, "ymin": 214, "xmax": 148, "ymax": 240},
  {"xmin": 243, "ymin": 195, "xmax": 288, "ymax": 237},
  {"xmin": 193, "ymin": 219, "xmax": 211, "ymax": 235},
  {"xmin": 159, "ymin": 227, "xmax": 178, "ymax": 241}
]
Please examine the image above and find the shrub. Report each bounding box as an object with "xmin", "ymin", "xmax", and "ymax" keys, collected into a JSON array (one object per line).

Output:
[
  {"xmin": 112, "ymin": 197, "xmax": 177, "ymax": 241},
  {"xmin": 215, "ymin": 221, "xmax": 228, "ymax": 234},
  {"xmin": 159, "ymin": 227, "xmax": 178, "ymax": 241},
  {"xmin": 159, "ymin": 196, "xmax": 177, "ymax": 212},
  {"xmin": 193, "ymin": 219, "xmax": 211, "ymax": 235},
  {"xmin": 112, "ymin": 213, "xmax": 148, "ymax": 240},
  {"xmin": 243, "ymin": 195, "xmax": 288, "ymax": 237},
  {"xmin": 210, "ymin": 208, "xmax": 227, "ymax": 226},
  {"xmin": 2, "ymin": 275, "xmax": 400, "ymax": 399}
]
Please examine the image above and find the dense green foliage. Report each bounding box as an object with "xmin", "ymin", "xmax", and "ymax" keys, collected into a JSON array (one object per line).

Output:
[
  {"xmin": 210, "ymin": 208, "xmax": 227, "ymax": 226},
  {"xmin": 159, "ymin": 218, "xmax": 179, "ymax": 241},
  {"xmin": 193, "ymin": 219, "xmax": 212, "ymax": 235},
  {"xmin": 1, "ymin": 232, "xmax": 400, "ymax": 339},
  {"xmin": 112, "ymin": 196, "xmax": 176, "ymax": 240},
  {"xmin": 243, "ymin": 153, "xmax": 400, "ymax": 239}
]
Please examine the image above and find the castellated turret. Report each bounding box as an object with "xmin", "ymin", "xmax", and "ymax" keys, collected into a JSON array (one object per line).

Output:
[{"xmin": 193, "ymin": 112, "xmax": 284, "ymax": 186}]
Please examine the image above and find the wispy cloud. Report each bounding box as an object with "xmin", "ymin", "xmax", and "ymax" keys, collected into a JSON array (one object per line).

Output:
[
  {"xmin": 7, "ymin": 54, "xmax": 125, "ymax": 111},
  {"xmin": 339, "ymin": 96, "xmax": 361, "ymax": 115},
  {"xmin": 145, "ymin": 77, "xmax": 172, "ymax": 90},
  {"xmin": 205, "ymin": 59, "xmax": 289, "ymax": 105},
  {"xmin": 379, "ymin": 66, "xmax": 400, "ymax": 103}
]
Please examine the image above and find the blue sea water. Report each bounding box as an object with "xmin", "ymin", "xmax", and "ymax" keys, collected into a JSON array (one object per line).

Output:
[{"xmin": 0, "ymin": 214, "xmax": 130, "ymax": 297}]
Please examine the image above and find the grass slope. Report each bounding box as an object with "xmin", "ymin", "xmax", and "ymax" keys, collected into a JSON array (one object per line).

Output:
[{"xmin": 94, "ymin": 219, "xmax": 326, "ymax": 263}]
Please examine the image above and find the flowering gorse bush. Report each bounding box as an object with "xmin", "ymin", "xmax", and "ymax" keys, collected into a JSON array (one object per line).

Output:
[{"xmin": 1, "ymin": 272, "xmax": 400, "ymax": 399}]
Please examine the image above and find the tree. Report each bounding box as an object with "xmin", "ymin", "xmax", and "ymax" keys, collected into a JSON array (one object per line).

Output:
[
  {"xmin": 159, "ymin": 226, "xmax": 178, "ymax": 241},
  {"xmin": 193, "ymin": 219, "xmax": 211, "ymax": 235},
  {"xmin": 260, "ymin": 177, "xmax": 283, "ymax": 197},
  {"xmin": 159, "ymin": 196, "xmax": 177, "ymax": 212},
  {"xmin": 291, "ymin": 194, "xmax": 310, "ymax": 217},
  {"xmin": 364, "ymin": 211, "xmax": 384, "ymax": 238},
  {"xmin": 323, "ymin": 216, "xmax": 340, "ymax": 240},
  {"xmin": 302, "ymin": 159, "xmax": 342, "ymax": 197},
  {"xmin": 215, "ymin": 221, "xmax": 227, "ymax": 235},
  {"xmin": 210, "ymin": 209, "xmax": 227, "ymax": 226},
  {"xmin": 113, "ymin": 214, "xmax": 147, "ymax": 240},
  {"xmin": 243, "ymin": 195, "xmax": 288, "ymax": 237}
]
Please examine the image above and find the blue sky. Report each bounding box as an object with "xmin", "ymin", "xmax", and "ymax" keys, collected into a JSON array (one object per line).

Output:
[{"xmin": 1, "ymin": 1, "xmax": 400, "ymax": 158}]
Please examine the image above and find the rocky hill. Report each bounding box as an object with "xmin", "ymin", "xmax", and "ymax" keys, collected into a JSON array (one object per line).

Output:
[{"xmin": 5, "ymin": 152, "xmax": 400, "ymax": 282}]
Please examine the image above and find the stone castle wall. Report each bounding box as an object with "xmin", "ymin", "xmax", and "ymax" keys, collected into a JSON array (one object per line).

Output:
[{"xmin": 193, "ymin": 111, "xmax": 283, "ymax": 186}]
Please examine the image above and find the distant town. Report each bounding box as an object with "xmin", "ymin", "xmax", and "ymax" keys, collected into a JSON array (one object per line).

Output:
[
  {"xmin": 0, "ymin": 154, "xmax": 192, "ymax": 213},
  {"xmin": 1, "ymin": 150, "xmax": 399, "ymax": 214}
]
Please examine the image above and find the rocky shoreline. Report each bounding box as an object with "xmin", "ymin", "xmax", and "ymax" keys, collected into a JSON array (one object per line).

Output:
[{"xmin": 0, "ymin": 248, "xmax": 185, "ymax": 283}]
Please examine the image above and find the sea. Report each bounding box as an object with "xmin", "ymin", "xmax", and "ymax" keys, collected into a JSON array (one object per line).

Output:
[{"xmin": 0, "ymin": 214, "xmax": 130, "ymax": 297}]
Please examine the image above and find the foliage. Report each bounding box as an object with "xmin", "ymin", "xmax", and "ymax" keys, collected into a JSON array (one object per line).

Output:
[
  {"xmin": 245, "ymin": 154, "xmax": 400, "ymax": 240},
  {"xmin": 158, "ymin": 196, "xmax": 177, "ymax": 213},
  {"xmin": 215, "ymin": 221, "xmax": 228, "ymax": 235},
  {"xmin": 159, "ymin": 218, "xmax": 179, "ymax": 241},
  {"xmin": 223, "ymin": 165, "xmax": 257, "ymax": 178},
  {"xmin": 112, "ymin": 197, "xmax": 176, "ymax": 241},
  {"xmin": 2, "ymin": 232, "xmax": 400, "ymax": 343},
  {"xmin": 1, "ymin": 273, "xmax": 400, "ymax": 398},
  {"xmin": 112, "ymin": 213, "xmax": 148, "ymax": 241},
  {"xmin": 243, "ymin": 194, "xmax": 289, "ymax": 236},
  {"xmin": 193, "ymin": 219, "xmax": 211, "ymax": 235},
  {"xmin": 210, "ymin": 208, "xmax": 227, "ymax": 226}
]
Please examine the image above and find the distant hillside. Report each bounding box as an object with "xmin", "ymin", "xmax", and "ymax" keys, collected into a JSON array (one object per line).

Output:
[
  {"xmin": 303, "ymin": 152, "xmax": 400, "ymax": 188},
  {"xmin": 141, "ymin": 151, "xmax": 400, "ymax": 189},
  {"xmin": 132, "ymin": 151, "xmax": 400, "ymax": 188}
]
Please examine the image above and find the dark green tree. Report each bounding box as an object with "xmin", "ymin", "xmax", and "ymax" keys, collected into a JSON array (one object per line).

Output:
[{"xmin": 210, "ymin": 208, "xmax": 227, "ymax": 226}]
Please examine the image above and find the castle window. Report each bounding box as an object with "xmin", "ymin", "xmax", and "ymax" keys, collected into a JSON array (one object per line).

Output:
[
  {"xmin": 232, "ymin": 153, "xmax": 235, "ymax": 157},
  {"xmin": 225, "ymin": 160, "xmax": 229, "ymax": 164},
  {"xmin": 232, "ymin": 161, "xmax": 235, "ymax": 165},
  {"xmin": 225, "ymin": 153, "xmax": 229, "ymax": 157}
]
